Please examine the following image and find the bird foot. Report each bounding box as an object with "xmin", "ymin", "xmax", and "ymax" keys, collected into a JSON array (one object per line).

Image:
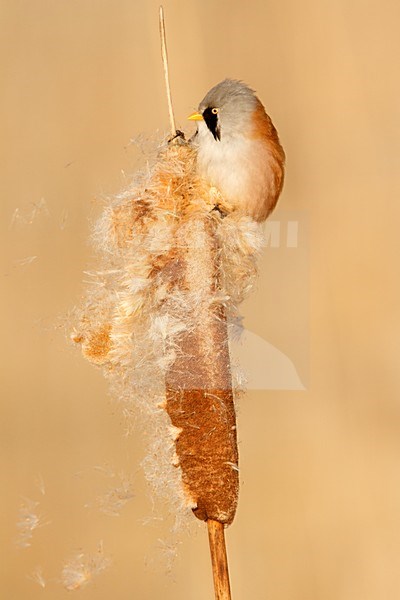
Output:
[
  {"xmin": 207, "ymin": 186, "xmax": 233, "ymax": 218},
  {"xmin": 167, "ymin": 130, "xmax": 186, "ymax": 145}
]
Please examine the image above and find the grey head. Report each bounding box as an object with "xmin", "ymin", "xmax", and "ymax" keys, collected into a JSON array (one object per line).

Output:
[{"xmin": 197, "ymin": 79, "xmax": 258, "ymax": 141}]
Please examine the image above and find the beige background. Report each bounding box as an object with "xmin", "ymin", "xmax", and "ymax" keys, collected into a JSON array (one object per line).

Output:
[{"xmin": 2, "ymin": 1, "xmax": 400, "ymax": 598}]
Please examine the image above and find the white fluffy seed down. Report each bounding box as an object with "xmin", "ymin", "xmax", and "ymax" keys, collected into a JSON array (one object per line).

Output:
[{"xmin": 72, "ymin": 139, "xmax": 264, "ymax": 522}]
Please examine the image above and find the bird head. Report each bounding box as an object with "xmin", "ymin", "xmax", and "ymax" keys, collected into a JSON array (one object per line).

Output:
[{"xmin": 188, "ymin": 79, "xmax": 258, "ymax": 142}]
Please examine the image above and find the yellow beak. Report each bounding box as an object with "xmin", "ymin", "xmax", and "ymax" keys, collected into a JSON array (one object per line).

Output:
[{"xmin": 188, "ymin": 111, "xmax": 204, "ymax": 121}]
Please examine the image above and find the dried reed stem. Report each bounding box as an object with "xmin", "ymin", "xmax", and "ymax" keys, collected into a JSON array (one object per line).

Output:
[
  {"xmin": 207, "ymin": 520, "xmax": 232, "ymax": 600},
  {"xmin": 159, "ymin": 6, "xmax": 176, "ymax": 135}
]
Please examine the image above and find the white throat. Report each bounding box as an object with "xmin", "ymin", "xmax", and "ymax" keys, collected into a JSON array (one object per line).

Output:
[{"xmin": 195, "ymin": 121, "xmax": 254, "ymax": 204}]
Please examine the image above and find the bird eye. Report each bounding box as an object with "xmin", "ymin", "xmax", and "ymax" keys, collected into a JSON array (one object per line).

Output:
[{"xmin": 211, "ymin": 108, "xmax": 219, "ymax": 115}]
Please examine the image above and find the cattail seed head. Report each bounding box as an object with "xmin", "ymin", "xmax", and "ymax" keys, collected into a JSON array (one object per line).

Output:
[{"xmin": 73, "ymin": 139, "xmax": 263, "ymax": 524}]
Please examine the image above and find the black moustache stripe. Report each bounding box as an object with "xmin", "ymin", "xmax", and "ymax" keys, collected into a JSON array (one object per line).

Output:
[{"xmin": 202, "ymin": 107, "xmax": 221, "ymax": 141}]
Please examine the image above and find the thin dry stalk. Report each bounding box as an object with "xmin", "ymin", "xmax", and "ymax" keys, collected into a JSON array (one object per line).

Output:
[
  {"xmin": 207, "ymin": 520, "xmax": 232, "ymax": 600},
  {"xmin": 159, "ymin": 6, "xmax": 176, "ymax": 135}
]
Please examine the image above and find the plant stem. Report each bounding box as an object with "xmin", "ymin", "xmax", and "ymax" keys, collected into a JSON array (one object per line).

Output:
[
  {"xmin": 207, "ymin": 519, "xmax": 232, "ymax": 600},
  {"xmin": 159, "ymin": 6, "xmax": 176, "ymax": 135}
]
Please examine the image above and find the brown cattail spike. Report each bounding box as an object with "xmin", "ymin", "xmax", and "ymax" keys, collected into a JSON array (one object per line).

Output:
[{"xmin": 164, "ymin": 214, "xmax": 239, "ymax": 524}]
